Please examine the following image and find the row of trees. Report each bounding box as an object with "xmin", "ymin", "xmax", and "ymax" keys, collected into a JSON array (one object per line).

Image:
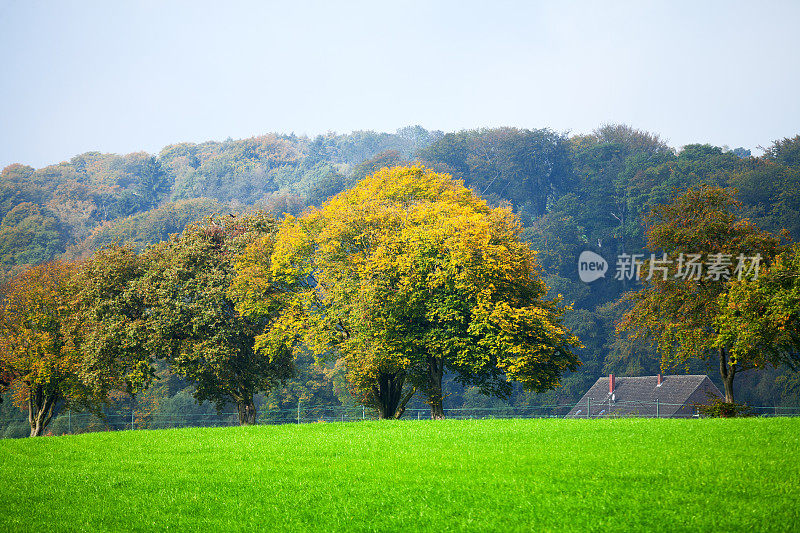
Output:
[
  {"xmin": 3, "ymin": 126, "xmax": 800, "ymax": 425},
  {"xmin": 0, "ymin": 166, "xmax": 580, "ymax": 435}
]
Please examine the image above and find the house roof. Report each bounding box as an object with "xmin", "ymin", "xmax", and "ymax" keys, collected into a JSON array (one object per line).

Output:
[{"xmin": 566, "ymin": 375, "xmax": 723, "ymax": 418}]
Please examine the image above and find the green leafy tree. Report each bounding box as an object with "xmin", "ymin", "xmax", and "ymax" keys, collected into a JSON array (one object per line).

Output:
[
  {"xmin": 139, "ymin": 214, "xmax": 294, "ymax": 424},
  {"xmin": 130, "ymin": 153, "xmax": 169, "ymax": 209},
  {"xmin": 732, "ymin": 136, "xmax": 800, "ymax": 241},
  {"xmin": 716, "ymin": 244, "xmax": 800, "ymax": 373},
  {"xmin": 349, "ymin": 150, "xmax": 405, "ymax": 182},
  {"xmin": 569, "ymin": 125, "xmax": 673, "ymax": 255},
  {"xmin": 763, "ymin": 135, "xmax": 800, "ymax": 167},
  {"xmin": 65, "ymin": 245, "xmax": 155, "ymax": 402},
  {"xmin": 0, "ymin": 202, "xmax": 67, "ymax": 279},
  {"xmin": 421, "ymin": 128, "xmax": 573, "ymax": 217},
  {"xmin": 77, "ymin": 197, "xmax": 225, "ymax": 254}
]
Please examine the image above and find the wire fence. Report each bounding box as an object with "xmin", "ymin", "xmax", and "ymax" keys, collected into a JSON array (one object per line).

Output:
[
  {"xmin": 2, "ymin": 402, "xmax": 800, "ymax": 438},
  {"xmin": 568, "ymin": 399, "xmax": 800, "ymax": 419}
]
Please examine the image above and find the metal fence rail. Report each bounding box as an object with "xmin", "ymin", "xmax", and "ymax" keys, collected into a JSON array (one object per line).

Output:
[{"xmin": 2, "ymin": 402, "xmax": 799, "ymax": 438}]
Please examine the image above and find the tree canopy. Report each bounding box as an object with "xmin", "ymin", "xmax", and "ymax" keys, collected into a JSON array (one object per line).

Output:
[
  {"xmin": 616, "ymin": 186, "xmax": 783, "ymax": 402},
  {"xmin": 716, "ymin": 243, "xmax": 800, "ymax": 372},
  {"xmin": 252, "ymin": 165, "xmax": 580, "ymax": 418},
  {"xmin": 0, "ymin": 260, "xmax": 148, "ymax": 436},
  {"xmin": 139, "ymin": 214, "xmax": 294, "ymax": 424}
]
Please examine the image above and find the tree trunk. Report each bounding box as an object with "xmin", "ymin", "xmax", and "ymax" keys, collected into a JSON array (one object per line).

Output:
[
  {"xmin": 394, "ymin": 386, "xmax": 417, "ymax": 419},
  {"xmin": 28, "ymin": 384, "xmax": 60, "ymax": 437},
  {"xmin": 237, "ymin": 398, "xmax": 257, "ymax": 425},
  {"xmin": 719, "ymin": 347, "xmax": 736, "ymax": 404},
  {"xmin": 426, "ymin": 356, "xmax": 445, "ymax": 420},
  {"xmin": 375, "ymin": 372, "xmax": 405, "ymax": 419}
]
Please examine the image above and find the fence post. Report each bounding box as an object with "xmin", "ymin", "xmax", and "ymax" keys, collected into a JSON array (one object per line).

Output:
[
  {"xmin": 362, "ymin": 406, "xmax": 365, "ymax": 420},
  {"xmin": 297, "ymin": 400, "xmax": 300, "ymax": 424},
  {"xmin": 68, "ymin": 409, "xmax": 71, "ymax": 434},
  {"xmin": 656, "ymin": 398, "xmax": 659, "ymax": 419},
  {"xmin": 131, "ymin": 409, "xmax": 135, "ymax": 430},
  {"xmin": 587, "ymin": 398, "xmax": 591, "ymax": 419}
]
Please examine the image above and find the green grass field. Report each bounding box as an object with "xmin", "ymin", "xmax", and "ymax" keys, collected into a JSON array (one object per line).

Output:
[{"xmin": 1, "ymin": 418, "xmax": 798, "ymax": 532}]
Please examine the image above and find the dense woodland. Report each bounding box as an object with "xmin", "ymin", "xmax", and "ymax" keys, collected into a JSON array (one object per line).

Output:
[{"xmin": 2, "ymin": 125, "xmax": 800, "ymax": 436}]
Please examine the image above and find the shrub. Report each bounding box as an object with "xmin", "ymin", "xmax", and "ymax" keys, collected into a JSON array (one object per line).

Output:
[{"xmin": 698, "ymin": 398, "xmax": 753, "ymax": 418}]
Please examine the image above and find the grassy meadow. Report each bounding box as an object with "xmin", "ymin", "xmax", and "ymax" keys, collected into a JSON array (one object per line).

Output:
[{"xmin": 1, "ymin": 418, "xmax": 798, "ymax": 531}]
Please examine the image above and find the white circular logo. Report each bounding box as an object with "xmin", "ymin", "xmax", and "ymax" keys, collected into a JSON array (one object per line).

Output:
[{"xmin": 578, "ymin": 250, "xmax": 608, "ymax": 283}]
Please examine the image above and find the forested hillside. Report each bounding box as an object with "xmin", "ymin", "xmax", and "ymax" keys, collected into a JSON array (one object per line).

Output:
[{"xmin": 2, "ymin": 125, "xmax": 799, "ymax": 435}]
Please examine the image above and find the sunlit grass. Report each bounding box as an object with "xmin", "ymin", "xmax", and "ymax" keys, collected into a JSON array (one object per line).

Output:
[{"xmin": 1, "ymin": 418, "xmax": 798, "ymax": 531}]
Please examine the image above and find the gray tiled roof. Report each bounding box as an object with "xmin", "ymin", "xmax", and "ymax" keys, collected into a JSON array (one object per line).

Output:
[{"xmin": 566, "ymin": 375, "xmax": 723, "ymax": 418}]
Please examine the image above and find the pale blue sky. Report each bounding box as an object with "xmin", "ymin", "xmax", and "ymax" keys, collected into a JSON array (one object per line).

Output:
[{"xmin": 1, "ymin": 0, "xmax": 798, "ymax": 169}]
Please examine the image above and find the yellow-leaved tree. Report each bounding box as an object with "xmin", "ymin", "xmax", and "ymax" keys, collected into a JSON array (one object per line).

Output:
[{"xmin": 233, "ymin": 166, "xmax": 581, "ymax": 418}]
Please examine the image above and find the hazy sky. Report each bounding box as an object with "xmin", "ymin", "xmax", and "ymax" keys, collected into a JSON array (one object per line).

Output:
[{"xmin": 1, "ymin": 0, "xmax": 798, "ymax": 169}]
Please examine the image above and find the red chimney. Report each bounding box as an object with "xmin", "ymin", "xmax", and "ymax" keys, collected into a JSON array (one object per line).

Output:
[
  {"xmin": 657, "ymin": 374, "xmax": 663, "ymax": 386},
  {"xmin": 609, "ymin": 374, "xmax": 615, "ymax": 394}
]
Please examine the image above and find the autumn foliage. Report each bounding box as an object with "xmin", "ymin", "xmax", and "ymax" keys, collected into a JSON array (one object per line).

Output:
[
  {"xmin": 617, "ymin": 186, "xmax": 784, "ymax": 402},
  {"xmin": 140, "ymin": 214, "xmax": 294, "ymax": 425},
  {"xmin": 0, "ymin": 262, "xmax": 83, "ymax": 436},
  {"xmin": 237, "ymin": 166, "xmax": 581, "ymax": 418}
]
